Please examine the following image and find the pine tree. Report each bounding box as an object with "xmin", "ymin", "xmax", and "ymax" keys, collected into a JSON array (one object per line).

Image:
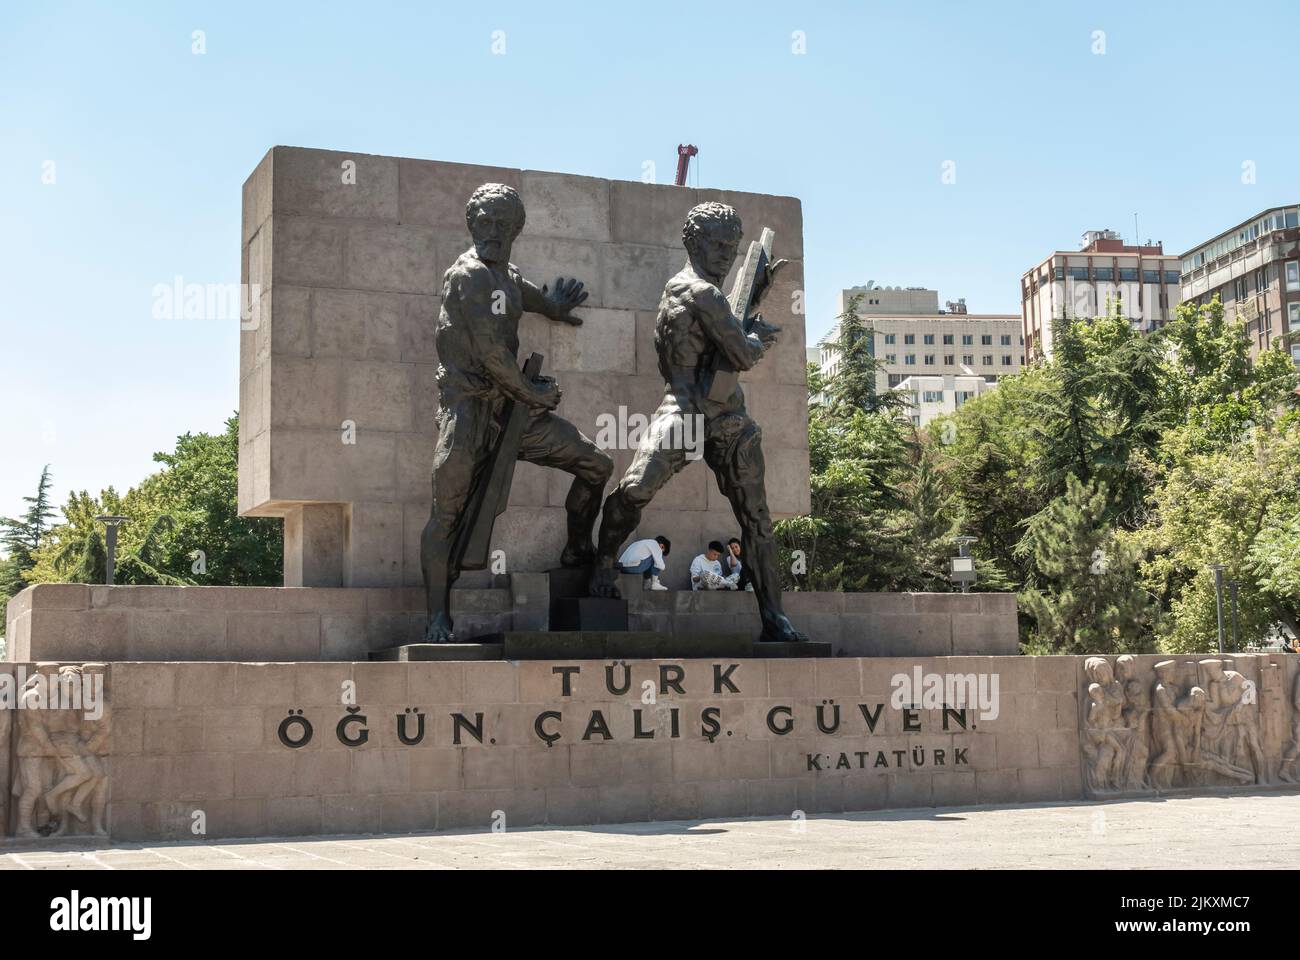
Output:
[
  {"xmin": 1017, "ymin": 475, "xmax": 1153, "ymax": 654},
  {"xmin": 824, "ymin": 293, "xmax": 907, "ymax": 416}
]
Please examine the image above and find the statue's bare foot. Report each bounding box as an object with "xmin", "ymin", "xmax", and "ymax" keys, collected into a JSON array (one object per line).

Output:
[
  {"xmin": 422, "ymin": 611, "xmax": 455, "ymax": 644},
  {"xmin": 559, "ymin": 541, "xmax": 595, "ymax": 568},
  {"xmin": 589, "ymin": 565, "xmax": 622, "ymax": 599},
  {"xmin": 759, "ymin": 614, "xmax": 809, "ymax": 643}
]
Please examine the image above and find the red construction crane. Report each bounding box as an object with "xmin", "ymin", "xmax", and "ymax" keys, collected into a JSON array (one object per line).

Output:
[{"xmin": 674, "ymin": 144, "xmax": 698, "ymax": 186}]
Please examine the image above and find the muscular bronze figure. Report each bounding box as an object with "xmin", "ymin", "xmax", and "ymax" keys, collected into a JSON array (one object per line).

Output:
[
  {"xmin": 589, "ymin": 201, "xmax": 809, "ymax": 643},
  {"xmin": 420, "ymin": 183, "xmax": 613, "ymax": 643}
]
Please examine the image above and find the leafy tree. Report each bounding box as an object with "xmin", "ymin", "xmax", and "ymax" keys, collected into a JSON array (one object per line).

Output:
[{"xmin": 26, "ymin": 415, "xmax": 281, "ymax": 588}]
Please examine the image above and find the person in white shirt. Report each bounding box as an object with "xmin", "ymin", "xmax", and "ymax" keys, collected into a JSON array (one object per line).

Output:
[
  {"xmin": 617, "ymin": 536, "xmax": 670, "ymax": 591},
  {"xmin": 690, "ymin": 541, "xmax": 737, "ymax": 591}
]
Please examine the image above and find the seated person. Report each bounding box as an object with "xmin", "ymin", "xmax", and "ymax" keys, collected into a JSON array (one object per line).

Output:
[
  {"xmin": 690, "ymin": 541, "xmax": 737, "ymax": 591},
  {"xmin": 617, "ymin": 536, "xmax": 670, "ymax": 591},
  {"xmin": 724, "ymin": 537, "xmax": 752, "ymax": 591}
]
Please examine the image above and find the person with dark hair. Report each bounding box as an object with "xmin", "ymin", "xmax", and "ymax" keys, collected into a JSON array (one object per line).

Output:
[
  {"xmin": 617, "ymin": 535, "xmax": 670, "ymax": 590},
  {"xmin": 724, "ymin": 536, "xmax": 752, "ymax": 591},
  {"xmin": 690, "ymin": 540, "xmax": 735, "ymax": 591}
]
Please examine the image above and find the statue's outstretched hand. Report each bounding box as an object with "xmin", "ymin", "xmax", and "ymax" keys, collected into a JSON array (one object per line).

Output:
[{"xmin": 543, "ymin": 277, "xmax": 588, "ymax": 325}]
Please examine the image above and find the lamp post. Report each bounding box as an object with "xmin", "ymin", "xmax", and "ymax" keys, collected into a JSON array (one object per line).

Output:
[
  {"xmin": 94, "ymin": 515, "xmax": 129, "ymax": 586},
  {"xmin": 1208, "ymin": 564, "xmax": 1226, "ymax": 654},
  {"xmin": 950, "ymin": 536, "xmax": 978, "ymax": 594},
  {"xmin": 1227, "ymin": 579, "xmax": 1240, "ymax": 651}
]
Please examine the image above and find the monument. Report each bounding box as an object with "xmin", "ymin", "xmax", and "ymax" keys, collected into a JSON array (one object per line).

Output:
[{"xmin": 22, "ymin": 148, "xmax": 1286, "ymax": 845}]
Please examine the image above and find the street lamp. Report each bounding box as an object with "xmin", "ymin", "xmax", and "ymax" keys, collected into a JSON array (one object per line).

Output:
[
  {"xmin": 1208, "ymin": 564, "xmax": 1226, "ymax": 654},
  {"xmin": 94, "ymin": 515, "xmax": 128, "ymax": 586},
  {"xmin": 950, "ymin": 536, "xmax": 978, "ymax": 594},
  {"xmin": 1227, "ymin": 579, "xmax": 1240, "ymax": 651}
]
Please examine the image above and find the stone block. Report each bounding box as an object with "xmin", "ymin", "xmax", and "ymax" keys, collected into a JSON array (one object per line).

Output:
[
  {"xmin": 345, "ymin": 501, "xmax": 405, "ymax": 587},
  {"xmin": 313, "ymin": 288, "xmax": 403, "ymax": 360},
  {"xmin": 609, "ymin": 180, "xmax": 699, "ymax": 248},
  {"xmin": 228, "ymin": 613, "xmax": 321, "ymax": 661},
  {"xmin": 600, "ymin": 243, "xmax": 678, "ymax": 311},
  {"xmin": 343, "ymin": 223, "xmax": 443, "ymax": 295},
  {"xmin": 548, "ymin": 307, "xmax": 637, "ymax": 375},
  {"xmin": 519, "ymin": 169, "xmax": 610, "ymax": 243},
  {"xmin": 274, "ymin": 216, "xmax": 344, "ymax": 286},
  {"xmin": 272, "ymin": 147, "xmax": 399, "ymax": 221}
]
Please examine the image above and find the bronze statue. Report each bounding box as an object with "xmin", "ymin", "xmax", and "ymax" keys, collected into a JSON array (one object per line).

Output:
[
  {"xmin": 420, "ymin": 183, "xmax": 613, "ymax": 643},
  {"xmin": 588, "ymin": 201, "xmax": 809, "ymax": 643}
]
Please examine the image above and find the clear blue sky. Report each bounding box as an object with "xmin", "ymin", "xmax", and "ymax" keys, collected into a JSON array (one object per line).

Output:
[{"xmin": 2, "ymin": 0, "xmax": 1297, "ymax": 520}]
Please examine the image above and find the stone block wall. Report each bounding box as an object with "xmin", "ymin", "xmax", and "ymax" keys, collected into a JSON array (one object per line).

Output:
[
  {"xmin": 6, "ymin": 582, "xmax": 1018, "ymax": 661},
  {"xmin": 240, "ymin": 147, "xmax": 810, "ymax": 590},
  {"xmin": 5, "ymin": 653, "xmax": 1293, "ymax": 842}
]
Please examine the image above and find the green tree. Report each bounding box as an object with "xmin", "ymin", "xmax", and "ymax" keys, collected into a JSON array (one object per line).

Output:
[
  {"xmin": 1017, "ymin": 475, "xmax": 1154, "ymax": 655},
  {"xmin": 27, "ymin": 415, "xmax": 281, "ymax": 588},
  {"xmin": 824, "ymin": 293, "xmax": 907, "ymax": 416},
  {"xmin": 0, "ymin": 465, "xmax": 56, "ymax": 636}
]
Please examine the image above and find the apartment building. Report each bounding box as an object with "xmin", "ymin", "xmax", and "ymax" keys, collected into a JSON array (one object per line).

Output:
[
  {"xmin": 1021, "ymin": 230, "xmax": 1181, "ymax": 362},
  {"xmin": 1179, "ymin": 205, "xmax": 1300, "ymax": 365},
  {"xmin": 818, "ymin": 286, "xmax": 1023, "ymax": 396}
]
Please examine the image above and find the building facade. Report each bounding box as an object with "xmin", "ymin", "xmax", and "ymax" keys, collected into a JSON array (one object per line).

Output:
[
  {"xmin": 1021, "ymin": 230, "xmax": 1181, "ymax": 363},
  {"xmin": 894, "ymin": 373, "xmax": 996, "ymax": 428},
  {"xmin": 1179, "ymin": 205, "xmax": 1300, "ymax": 365},
  {"xmin": 819, "ymin": 287, "xmax": 1023, "ymax": 396}
]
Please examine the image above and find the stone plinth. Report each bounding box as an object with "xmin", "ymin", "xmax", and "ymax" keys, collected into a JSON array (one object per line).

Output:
[
  {"xmin": 239, "ymin": 147, "xmax": 810, "ymax": 589},
  {"xmin": 5, "ymin": 583, "xmax": 1019, "ymax": 662},
  {"xmin": 3, "ymin": 653, "xmax": 1293, "ymax": 843}
]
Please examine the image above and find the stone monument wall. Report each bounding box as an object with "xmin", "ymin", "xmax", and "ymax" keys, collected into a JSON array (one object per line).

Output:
[
  {"xmin": 3, "ymin": 653, "xmax": 1295, "ymax": 842},
  {"xmin": 4, "ymin": 583, "xmax": 1019, "ymax": 661},
  {"xmin": 239, "ymin": 147, "xmax": 810, "ymax": 590}
]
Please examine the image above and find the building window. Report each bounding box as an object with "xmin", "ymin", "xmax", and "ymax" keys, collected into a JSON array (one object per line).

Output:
[
  {"xmin": 904, "ymin": 334, "xmax": 915, "ymax": 344},
  {"xmin": 922, "ymin": 390, "xmax": 944, "ymax": 403},
  {"xmin": 1143, "ymin": 270, "xmax": 1160, "ymax": 283},
  {"xmin": 962, "ymin": 334, "xmax": 973, "ymax": 346},
  {"xmin": 1288, "ymin": 261, "xmax": 1300, "ymax": 292},
  {"xmin": 1289, "ymin": 303, "xmax": 1300, "ymax": 327},
  {"xmin": 1068, "ymin": 267, "xmax": 1089, "ymax": 280},
  {"xmin": 1002, "ymin": 355, "xmax": 1012, "ymax": 366},
  {"xmin": 943, "ymin": 354, "xmax": 954, "ymax": 364},
  {"xmin": 1119, "ymin": 268, "xmax": 1138, "ymax": 282},
  {"xmin": 1234, "ymin": 277, "xmax": 1248, "ymax": 301},
  {"xmin": 1053, "ymin": 267, "xmax": 1065, "ymax": 281},
  {"xmin": 1164, "ymin": 270, "xmax": 1180, "ymax": 284},
  {"xmin": 888, "ymin": 373, "xmax": 907, "ymax": 387},
  {"xmin": 982, "ymin": 355, "xmax": 993, "ymax": 365},
  {"xmin": 905, "ymin": 354, "xmax": 916, "ymax": 365},
  {"xmin": 923, "ymin": 334, "xmax": 935, "ymax": 345},
  {"xmin": 884, "ymin": 333, "xmax": 896, "ymax": 345},
  {"xmin": 885, "ymin": 354, "xmax": 896, "ymax": 364},
  {"xmin": 980, "ymin": 334, "xmax": 992, "ymax": 345},
  {"xmin": 924, "ymin": 354, "xmax": 936, "ymax": 365},
  {"xmin": 962, "ymin": 354, "xmax": 974, "ymax": 365},
  {"xmin": 942, "ymin": 333, "xmax": 954, "ymax": 345},
  {"xmin": 1095, "ymin": 267, "xmax": 1114, "ymax": 281},
  {"xmin": 1000, "ymin": 334, "xmax": 1011, "ymax": 346}
]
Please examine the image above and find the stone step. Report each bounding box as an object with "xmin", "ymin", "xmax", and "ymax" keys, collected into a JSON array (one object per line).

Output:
[{"xmin": 370, "ymin": 632, "xmax": 833, "ymax": 661}]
